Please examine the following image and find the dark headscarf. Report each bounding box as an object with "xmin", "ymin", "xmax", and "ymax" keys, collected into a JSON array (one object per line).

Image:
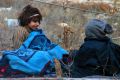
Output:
[{"xmin": 85, "ymin": 19, "xmax": 113, "ymax": 39}]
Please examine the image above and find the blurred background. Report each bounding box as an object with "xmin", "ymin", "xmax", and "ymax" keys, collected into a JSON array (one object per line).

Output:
[{"xmin": 0, "ymin": 0, "xmax": 120, "ymax": 51}]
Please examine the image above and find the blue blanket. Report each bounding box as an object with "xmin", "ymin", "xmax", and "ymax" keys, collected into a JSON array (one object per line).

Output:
[{"xmin": 1, "ymin": 29, "xmax": 68, "ymax": 75}]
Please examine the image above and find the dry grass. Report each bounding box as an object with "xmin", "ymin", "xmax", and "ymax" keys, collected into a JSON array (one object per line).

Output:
[
  {"xmin": 0, "ymin": 1, "xmax": 120, "ymax": 78},
  {"xmin": 0, "ymin": 0, "xmax": 120, "ymax": 50}
]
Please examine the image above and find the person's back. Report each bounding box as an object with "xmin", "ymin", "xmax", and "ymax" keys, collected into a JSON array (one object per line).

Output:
[{"xmin": 72, "ymin": 19, "xmax": 120, "ymax": 78}]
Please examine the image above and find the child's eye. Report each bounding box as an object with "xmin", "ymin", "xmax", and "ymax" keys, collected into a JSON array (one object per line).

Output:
[
  {"xmin": 33, "ymin": 20, "xmax": 39, "ymax": 22},
  {"xmin": 33, "ymin": 20, "xmax": 40, "ymax": 24},
  {"xmin": 32, "ymin": 18, "xmax": 40, "ymax": 22}
]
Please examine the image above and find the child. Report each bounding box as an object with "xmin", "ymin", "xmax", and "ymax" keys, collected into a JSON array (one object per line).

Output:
[
  {"xmin": 72, "ymin": 19, "xmax": 120, "ymax": 78},
  {"xmin": 0, "ymin": 5, "xmax": 68, "ymax": 77}
]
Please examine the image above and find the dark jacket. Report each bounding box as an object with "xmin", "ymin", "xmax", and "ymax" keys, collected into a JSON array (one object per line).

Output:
[{"xmin": 72, "ymin": 37, "xmax": 120, "ymax": 77}]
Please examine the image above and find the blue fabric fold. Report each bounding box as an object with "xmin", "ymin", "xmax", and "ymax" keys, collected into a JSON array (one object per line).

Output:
[{"xmin": 1, "ymin": 29, "xmax": 68, "ymax": 74}]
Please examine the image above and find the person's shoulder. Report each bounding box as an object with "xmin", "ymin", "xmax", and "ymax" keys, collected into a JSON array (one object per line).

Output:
[
  {"xmin": 81, "ymin": 40, "xmax": 101, "ymax": 50},
  {"xmin": 12, "ymin": 27, "xmax": 29, "ymax": 49},
  {"xmin": 14, "ymin": 26, "xmax": 27, "ymax": 33},
  {"xmin": 13, "ymin": 26, "xmax": 29, "ymax": 40}
]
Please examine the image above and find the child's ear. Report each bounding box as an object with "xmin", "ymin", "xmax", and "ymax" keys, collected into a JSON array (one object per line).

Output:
[{"xmin": 104, "ymin": 24, "xmax": 113, "ymax": 34}]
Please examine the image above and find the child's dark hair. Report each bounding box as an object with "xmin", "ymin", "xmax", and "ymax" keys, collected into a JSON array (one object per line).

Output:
[{"xmin": 18, "ymin": 5, "xmax": 42, "ymax": 26}]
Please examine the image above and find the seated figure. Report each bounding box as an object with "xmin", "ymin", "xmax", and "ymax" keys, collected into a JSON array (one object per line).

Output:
[
  {"xmin": 0, "ymin": 5, "xmax": 68, "ymax": 77},
  {"xmin": 72, "ymin": 19, "xmax": 120, "ymax": 78}
]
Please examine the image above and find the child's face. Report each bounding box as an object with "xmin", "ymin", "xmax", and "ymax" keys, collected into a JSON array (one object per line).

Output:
[{"xmin": 28, "ymin": 18, "xmax": 40, "ymax": 30}]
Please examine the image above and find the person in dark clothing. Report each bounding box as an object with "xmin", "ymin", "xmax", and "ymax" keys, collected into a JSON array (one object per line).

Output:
[{"xmin": 72, "ymin": 19, "xmax": 120, "ymax": 78}]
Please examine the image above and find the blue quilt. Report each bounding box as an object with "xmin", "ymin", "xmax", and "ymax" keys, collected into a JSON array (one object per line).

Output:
[{"xmin": 1, "ymin": 29, "xmax": 68, "ymax": 75}]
